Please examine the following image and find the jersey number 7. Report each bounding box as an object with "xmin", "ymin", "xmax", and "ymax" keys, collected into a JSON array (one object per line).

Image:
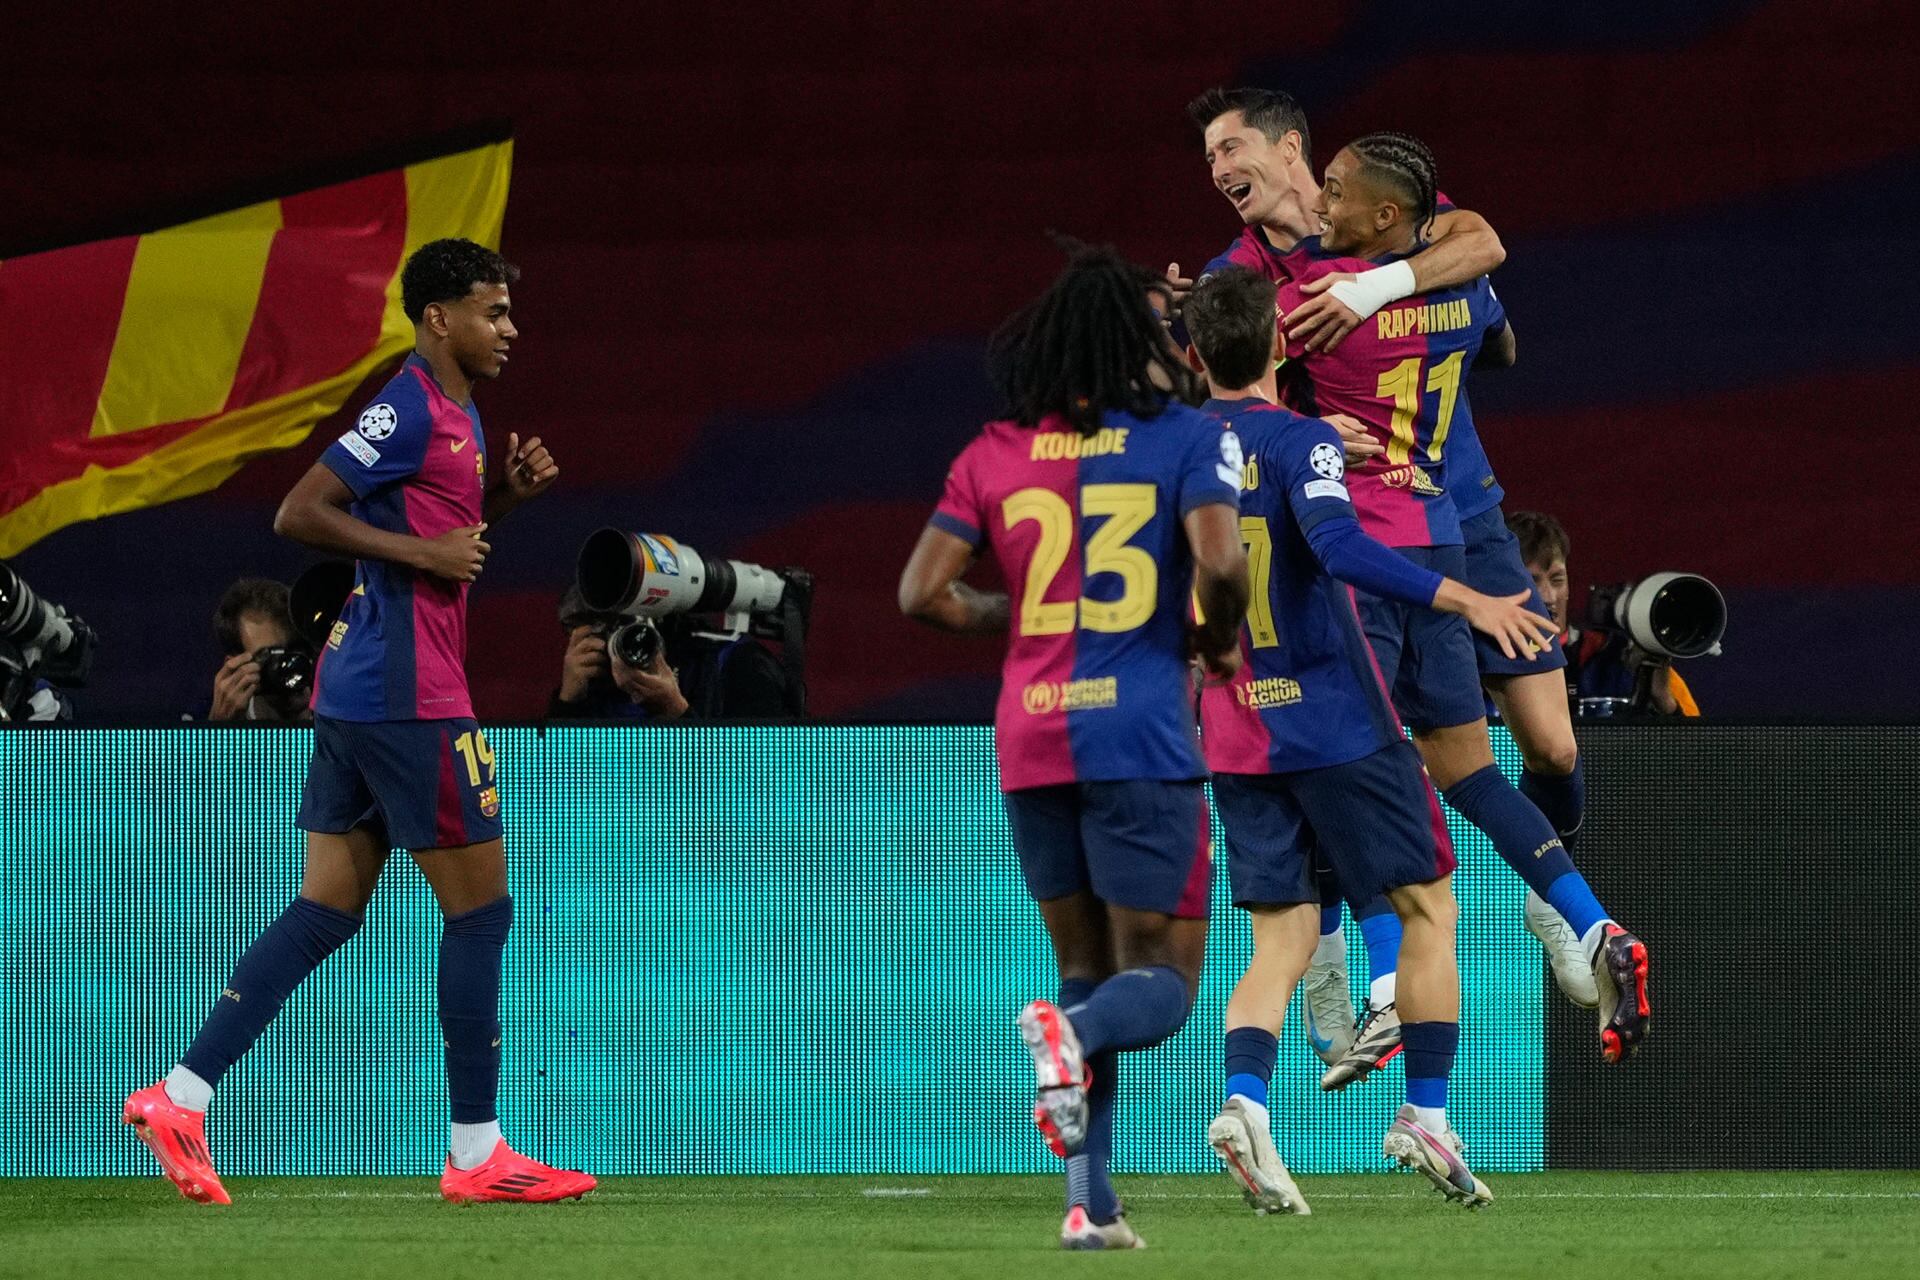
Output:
[{"xmin": 1002, "ymin": 484, "xmax": 1157, "ymax": 636}]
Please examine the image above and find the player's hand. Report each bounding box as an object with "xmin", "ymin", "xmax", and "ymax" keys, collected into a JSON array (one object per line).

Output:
[
  {"xmin": 1194, "ymin": 645, "xmax": 1243, "ymax": 685},
  {"xmin": 558, "ymin": 626, "xmax": 609, "ymax": 703},
  {"xmin": 209, "ymin": 652, "xmax": 260, "ymax": 721},
  {"xmin": 1288, "ymin": 273, "xmax": 1365, "ymax": 352},
  {"xmin": 610, "ymin": 645, "xmax": 689, "ymax": 720},
  {"xmin": 1162, "ymin": 262, "xmax": 1194, "ymax": 322},
  {"xmin": 1324, "ymin": 413, "xmax": 1384, "ymax": 464},
  {"xmin": 1459, "ymin": 589, "xmax": 1562, "ymax": 661},
  {"xmin": 417, "ymin": 524, "xmax": 491, "ymax": 582},
  {"xmin": 504, "ymin": 432, "xmax": 559, "ymax": 502}
]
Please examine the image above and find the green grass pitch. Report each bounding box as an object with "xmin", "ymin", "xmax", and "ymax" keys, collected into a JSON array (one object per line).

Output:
[{"xmin": 6, "ymin": 1173, "xmax": 1918, "ymax": 1279}]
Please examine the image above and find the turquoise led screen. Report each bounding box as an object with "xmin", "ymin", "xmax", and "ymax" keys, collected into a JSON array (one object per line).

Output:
[{"xmin": 0, "ymin": 727, "xmax": 1542, "ymax": 1176}]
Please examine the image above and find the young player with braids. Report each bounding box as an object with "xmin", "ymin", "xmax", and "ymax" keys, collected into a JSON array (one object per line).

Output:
[
  {"xmin": 1270, "ymin": 134, "xmax": 1650, "ymax": 1083},
  {"xmin": 900, "ymin": 244, "xmax": 1249, "ymax": 1250}
]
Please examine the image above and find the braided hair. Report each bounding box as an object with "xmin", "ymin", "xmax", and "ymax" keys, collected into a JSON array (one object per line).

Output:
[
  {"xmin": 1345, "ymin": 131, "xmax": 1439, "ymax": 238},
  {"xmin": 988, "ymin": 241, "xmax": 1200, "ymax": 437}
]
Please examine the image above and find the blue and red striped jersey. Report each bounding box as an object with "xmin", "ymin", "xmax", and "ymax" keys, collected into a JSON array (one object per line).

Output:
[
  {"xmin": 1198, "ymin": 398, "xmax": 1403, "ymax": 775},
  {"xmin": 313, "ymin": 355, "xmax": 487, "ymax": 722},
  {"xmin": 930, "ymin": 403, "xmax": 1241, "ymax": 791}
]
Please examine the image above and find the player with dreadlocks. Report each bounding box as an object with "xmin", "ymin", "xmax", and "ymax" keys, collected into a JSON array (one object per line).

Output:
[
  {"xmin": 1271, "ymin": 134, "xmax": 1651, "ymax": 1089},
  {"xmin": 900, "ymin": 243, "xmax": 1249, "ymax": 1249}
]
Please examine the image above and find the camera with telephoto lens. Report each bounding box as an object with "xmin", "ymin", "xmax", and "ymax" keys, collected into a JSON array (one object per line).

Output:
[
  {"xmin": 1585, "ymin": 572, "xmax": 1727, "ymax": 661},
  {"xmin": 0, "ymin": 561, "xmax": 98, "ymax": 721},
  {"xmin": 577, "ymin": 530, "xmax": 791, "ymax": 624},
  {"xmin": 1580, "ymin": 572, "xmax": 1727, "ymax": 717},
  {"xmin": 575, "ymin": 528, "xmax": 813, "ymax": 714}
]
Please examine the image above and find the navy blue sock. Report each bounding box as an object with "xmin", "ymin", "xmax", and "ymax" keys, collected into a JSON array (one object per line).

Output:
[
  {"xmin": 439, "ymin": 896, "xmax": 512, "ymax": 1125},
  {"xmin": 182, "ymin": 897, "xmax": 361, "ymax": 1085},
  {"xmin": 1444, "ymin": 764, "xmax": 1596, "ymax": 905},
  {"xmin": 1225, "ymin": 1026, "xmax": 1278, "ymax": 1107},
  {"xmin": 1058, "ymin": 978, "xmax": 1118, "ymax": 1224},
  {"xmin": 1356, "ymin": 903, "xmax": 1402, "ymax": 997},
  {"xmin": 1400, "ymin": 1021, "xmax": 1460, "ymax": 1112},
  {"xmin": 1519, "ymin": 760, "xmax": 1586, "ymax": 852},
  {"xmin": 1314, "ymin": 858, "xmax": 1345, "ymax": 935},
  {"xmin": 1064, "ymin": 965, "xmax": 1191, "ymax": 1057}
]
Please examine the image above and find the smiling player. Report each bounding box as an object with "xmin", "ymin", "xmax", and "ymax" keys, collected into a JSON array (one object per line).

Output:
[{"xmin": 123, "ymin": 239, "xmax": 594, "ymax": 1206}]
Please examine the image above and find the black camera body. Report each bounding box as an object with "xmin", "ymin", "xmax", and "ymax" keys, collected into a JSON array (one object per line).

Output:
[{"xmin": 252, "ymin": 644, "xmax": 316, "ymax": 718}]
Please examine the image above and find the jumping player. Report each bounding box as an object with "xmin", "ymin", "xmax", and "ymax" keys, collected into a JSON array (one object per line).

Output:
[
  {"xmin": 122, "ymin": 239, "xmax": 595, "ymax": 1205},
  {"xmin": 1178, "ymin": 88, "xmax": 1526, "ymax": 1059},
  {"xmin": 1187, "ymin": 267, "xmax": 1555, "ymax": 1210},
  {"xmin": 1182, "ymin": 88, "xmax": 1640, "ymax": 1065},
  {"xmin": 1274, "ymin": 136, "xmax": 1649, "ymax": 1080},
  {"xmin": 899, "ymin": 244, "xmax": 1249, "ymax": 1249}
]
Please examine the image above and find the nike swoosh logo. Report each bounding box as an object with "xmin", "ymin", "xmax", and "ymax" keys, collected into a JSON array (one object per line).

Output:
[
  {"xmin": 451, "ymin": 437, "xmax": 469, "ymax": 453},
  {"xmin": 1304, "ymin": 1009, "xmax": 1332, "ymax": 1053}
]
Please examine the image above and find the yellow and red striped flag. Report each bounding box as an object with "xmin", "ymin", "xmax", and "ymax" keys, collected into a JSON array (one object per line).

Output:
[{"xmin": 0, "ymin": 136, "xmax": 512, "ymax": 557}]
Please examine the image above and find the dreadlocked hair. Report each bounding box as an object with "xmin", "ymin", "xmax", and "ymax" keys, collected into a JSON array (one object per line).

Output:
[
  {"xmin": 1347, "ymin": 131, "xmax": 1439, "ymax": 238},
  {"xmin": 988, "ymin": 240, "xmax": 1200, "ymax": 437}
]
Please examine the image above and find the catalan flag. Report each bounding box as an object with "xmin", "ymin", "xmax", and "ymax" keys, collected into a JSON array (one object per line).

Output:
[{"xmin": 0, "ymin": 136, "xmax": 512, "ymax": 557}]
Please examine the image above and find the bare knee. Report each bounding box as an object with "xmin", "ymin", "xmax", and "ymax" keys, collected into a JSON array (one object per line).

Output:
[
  {"xmin": 300, "ymin": 829, "xmax": 386, "ymax": 914},
  {"xmin": 1412, "ymin": 722, "xmax": 1494, "ymax": 791},
  {"xmin": 1038, "ymin": 890, "xmax": 1114, "ymax": 984},
  {"xmin": 1109, "ymin": 907, "xmax": 1205, "ymax": 992},
  {"xmin": 1523, "ymin": 735, "xmax": 1579, "ymax": 777},
  {"xmin": 411, "ymin": 839, "xmax": 509, "ymax": 918},
  {"xmin": 1389, "ymin": 879, "xmax": 1459, "ymax": 933}
]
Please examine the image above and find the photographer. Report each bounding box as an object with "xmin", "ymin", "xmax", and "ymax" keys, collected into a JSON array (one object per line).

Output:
[
  {"xmin": 547, "ymin": 587, "xmax": 791, "ymax": 722},
  {"xmin": 208, "ymin": 578, "xmax": 315, "ymax": 722},
  {"xmin": 1508, "ymin": 511, "xmax": 1700, "ymax": 717}
]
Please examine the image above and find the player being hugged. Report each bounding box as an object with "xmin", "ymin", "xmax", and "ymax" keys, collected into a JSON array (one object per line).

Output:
[
  {"xmin": 899, "ymin": 244, "xmax": 1249, "ymax": 1250},
  {"xmin": 123, "ymin": 239, "xmax": 593, "ymax": 1206},
  {"xmin": 1185, "ymin": 268, "xmax": 1560, "ymax": 1211},
  {"xmin": 1273, "ymin": 136, "xmax": 1649, "ymax": 1077}
]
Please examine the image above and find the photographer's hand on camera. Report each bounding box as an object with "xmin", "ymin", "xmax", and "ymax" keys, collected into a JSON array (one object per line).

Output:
[
  {"xmin": 557, "ymin": 625, "xmax": 610, "ymax": 705},
  {"xmin": 610, "ymin": 644, "xmax": 689, "ymax": 721},
  {"xmin": 1622, "ymin": 643, "xmax": 1683, "ymax": 715},
  {"xmin": 414, "ymin": 524, "xmax": 491, "ymax": 583},
  {"xmin": 209, "ymin": 652, "xmax": 261, "ymax": 721}
]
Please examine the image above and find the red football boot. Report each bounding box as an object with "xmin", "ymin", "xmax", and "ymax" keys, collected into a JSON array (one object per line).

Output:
[
  {"xmin": 123, "ymin": 1082, "xmax": 231, "ymax": 1205},
  {"xmin": 440, "ymin": 1140, "xmax": 597, "ymax": 1204}
]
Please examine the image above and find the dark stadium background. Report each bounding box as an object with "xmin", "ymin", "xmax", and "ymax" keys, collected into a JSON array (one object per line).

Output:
[{"xmin": 3, "ymin": 0, "xmax": 1912, "ymax": 723}]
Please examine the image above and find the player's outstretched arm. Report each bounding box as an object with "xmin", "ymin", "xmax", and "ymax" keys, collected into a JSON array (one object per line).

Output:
[
  {"xmin": 275, "ymin": 463, "xmax": 490, "ymax": 583},
  {"xmin": 898, "ymin": 525, "xmax": 1009, "ymax": 633},
  {"xmin": 1184, "ymin": 501, "xmax": 1250, "ymax": 679},
  {"xmin": 1303, "ymin": 512, "xmax": 1446, "ymax": 610},
  {"xmin": 1287, "ymin": 206, "xmax": 1507, "ymax": 353}
]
